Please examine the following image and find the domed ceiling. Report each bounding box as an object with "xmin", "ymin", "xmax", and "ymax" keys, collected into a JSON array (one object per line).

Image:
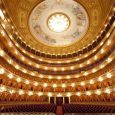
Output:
[
  {"xmin": 29, "ymin": 0, "xmax": 89, "ymax": 47},
  {"xmin": 3, "ymin": 0, "xmax": 114, "ymax": 55}
]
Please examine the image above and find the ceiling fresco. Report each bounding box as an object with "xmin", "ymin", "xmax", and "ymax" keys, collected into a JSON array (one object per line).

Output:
[{"xmin": 3, "ymin": 0, "xmax": 114, "ymax": 55}]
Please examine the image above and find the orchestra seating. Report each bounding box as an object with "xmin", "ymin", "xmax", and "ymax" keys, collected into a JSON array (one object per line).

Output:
[
  {"xmin": 0, "ymin": 113, "xmax": 55, "ymax": 115},
  {"xmin": 0, "ymin": 104, "xmax": 57, "ymax": 114},
  {"xmin": 63, "ymin": 104, "xmax": 115, "ymax": 114}
]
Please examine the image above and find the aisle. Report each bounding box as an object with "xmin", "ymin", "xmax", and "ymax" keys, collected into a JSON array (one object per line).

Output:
[{"xmin": 56, "ymin": 106, "xmax": 63, "ymax": 115}]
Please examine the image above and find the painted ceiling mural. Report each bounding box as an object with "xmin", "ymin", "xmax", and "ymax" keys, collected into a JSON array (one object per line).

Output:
[
  {"xmin": 29, "ymin": 0, "xmax": 89, "ymax": 47},
  {"xmin": 3, "ymin": 0, "xmax": 114, "ymax": 54}
]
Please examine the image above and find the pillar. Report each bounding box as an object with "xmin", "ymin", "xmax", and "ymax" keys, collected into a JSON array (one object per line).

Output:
[
  {"xmin": 54, "ymin": 96, "xmax": 56, "ymax": 104},
  {"xmin": 48, "ymin": 96, "xmax": 50, "ymax": 104},
  {"xmin": 68, "ymin": 96, "xmax": 70, "ymax": 104},
  {"xmin": 63, "ymin": 97, "xmax": 65, "ymax": 104}
]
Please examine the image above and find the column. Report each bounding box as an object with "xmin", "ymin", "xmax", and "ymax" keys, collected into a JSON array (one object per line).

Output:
[
  {"xmin": 48, "ymin": 96, "xmax": 50, "ymax": 104},
  {"xmin": 68, "ymin": 96, "xmax": 70, "ymax": 104},
  {"xmin": 63, "ymin": 97, "xmax": 65, "ymax": 104},
  {"xmin": 54, "ymin": 96, "xmax": 56, "ymax": 104}
]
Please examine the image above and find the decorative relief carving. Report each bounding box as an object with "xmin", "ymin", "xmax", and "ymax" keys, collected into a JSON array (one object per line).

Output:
[
  {"xmin": 92, "ymin": 9, "xmax": 98, "ymax": 27},
  {"xmin": 19, "ymin": 11, "xmax": 26, "ymax": 28},
  {"xmin": 86, "ymin": 0, "xmax": 97, "ymax": 8}
]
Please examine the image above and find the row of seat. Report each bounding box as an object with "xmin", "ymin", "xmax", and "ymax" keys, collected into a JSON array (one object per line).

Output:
[
  {"xmin": 0, "ymin": 113, "xmax": 55, "ymax": 115},
  {"xmin": 63, "ymin": 104, "xmax": 115, "ymax": 113},
  {"xmin": 1, "ymin": 104, "xmax": 115, "ymax": 114},
  {"xmin": 0, "ymin": 104, "xmax": 57, "ymax": 113}
]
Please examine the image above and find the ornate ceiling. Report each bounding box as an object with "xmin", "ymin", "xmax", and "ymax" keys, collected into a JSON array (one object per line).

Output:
[{"xmin": 3, "ymin": 0, "xmax": 114, "ymax": 55}]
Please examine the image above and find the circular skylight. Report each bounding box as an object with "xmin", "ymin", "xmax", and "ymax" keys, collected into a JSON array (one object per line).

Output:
[{"xmin": 48, "ymin": 13, "xmax": 70, "ymax": 33}]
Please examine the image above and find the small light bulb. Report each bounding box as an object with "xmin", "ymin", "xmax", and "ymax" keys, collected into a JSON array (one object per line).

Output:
[
  {"xmin": 57, "ymin": 61, "xmax": 61, "ymax": 64},
  {"xmin": 36, "ymin": 64, "xmax": 40, "ymax": 68},
  {"xmin": 43, "ymin": 83, "xmax": 47, "ymax": 87},
  {"xmin": 8, "ymin": 42, "xmax": 12, "ymax": 47},
  {"xmin": 28, "ymin": 62, "xmax": 32, "ymax": 65},
  {"xmin": 94, "ymin": 56, "xmax": 98, "ymax": 60},
  {"xmin": 25, "ymin": 80, "xmax": 29, "ymax": 84},
  {"xmin": 34, "ymin": 82, "xmax": 38, "ymax": 86},
  {"xmin": 0, "ymin": 50, "xmax": 5, "ymax": 57},
  {"xmin": 15, "ymin": 65, "xmax": 20, "ymax": 69},
  {"xmin": 15, "ymin": 50, "xmax": 18, "ymax": 55},
  {"xmin": 71, "ymin": 83, "xmax": 75, "ymax": 87},
  {"xmin": 106, "ymin": 33, "xmax": 110, "ymax": 38},
  {"xmin": 90, "ymin": 80, "xmax": 94, "ymax": 84},
  {"xmin": 0, "ymin": 68, "xmax": 5, "ymax": 74},
  {"xmin": 107, "ymin": 58, "xmax": 112, "ymax": 63},
  {"xmin": 75, "ymin": 75, "xmax": 79, "ymax": 78},
  {"xmin": 0, "ymin": 9, "xmax": 5, "ymax": 20},
  {"xmin": 66, "ymin": 60, "xmax": 70, "ymax": 63},
  {"xmin": 100, "ymin": 64, "xmax": 105, "ymax": 69},
  {"xmin": 67, "ymin": 76, "xmax": 70, "ymax": 79},
  {"xmin": 84, "ymin": 72, "xmax": 88, "ymax": 76},
  {"xmin": 54, "ymin": 68, "xmax": 57, "ymax": 71},
  {"xmin": 31, "ymin": 72, "xmax": 35, "ymax": 76},
  {"xmin": 95, "ymin": 90, "xmax": 101, "ymax": 95},
  {"xmin": 106, "ymin": 73, "xmax": 112, "ymax": 78},
  {"xmin": 28, "ymin": 91, "xmax": 33, "ymax": 96},
  {"xmin": 8, "ymin": 74, "xmax": 14, "ymax": 79},
  {"xmin": 39, "ymin": 74, "xmax": 44, "ymax": 78},
  {"xmin": 76, "ymin": 92, "xmax": 81, "ymax": 96},
  {"xmin": 8, "ymin": 59, "xmax": 13, "ymax": 64},
  {"xmin": 0, "ymin": 86, "xmax": 6, "ymax": 92},
  {"xmin": 19, "ymin": 90, "xmax": 24, "ymax": 95},
  {"xmin": 30, "ymin": 55, "xmax": 34, "ymax": 58},
  {"xmin": 100, "ymin": 42, "xmax": 104, "ymax": 46},
  {"xmin": 9, "ymin": 89, "xmax": 15, "ymax": 94},
  {"xmin": 0, "ymin": 30, "xmax": 5, "ymax": 36},
  {"xmin": 57, "ymin": 76, "xmax": 61, "ymax": 80},
  {"xmin": 101, "ymin": 49, "xmax": 104, "ymax": 54},
  {"xmin": 15, "ymin": 43, "xmax": 19, "ymax": 47},
  {"xmin": 67, "ymin": 93, "xmax": 71, "ymax": 97},
  {"xmin": 39, "ymin": 58, "xmax": 43, "ymax": 61},
  {"xmin": 16, "ymin": 77, "xmax": 21, "ymax": 82},
  {"xmin": 98, "ymin": 77, "xmax": 103, "ymax": 82},
  {"xmin": 57, "ymin": 93, "xmax": 62, "ymax": 97},
  {"xmin": 53, "ymin": 84, "xmax": 57, "ymax": 88},
  {"xmin": 87, "ymin": 61, "xmax": 90, "ymax": 64},
  {"xmin": 48, "ymin": 76, "xmax": 52, "ymax": 79},
  {"xmin": 79, "ymin": 64, "xmax": 83, "ymax": 68},
  {"xmin": 86, "ymin": 91, "xmax": 91, "ymax": 96},
  {"xmin": 107, "ymin": 40, "xmax": 111, "ymax": 46},
  {"xmin": 44, "ymin": 67, "xmax": 48, "ymax": 70},
  {"xmin": 61, "ymin": 67, "xmax": 65, "ymax": 71},
  {"xmin": 21, "ymin": 57, "xmax": 25, "ymax": 61},
  {"xmin": 23, "ymin": 69, "xmax": 27, "ymax": 73},
  {"xmin": 81, "ymin": 82, "xmax": 85, "ymax": 86},
  {"xmin": 92, "ymin": 69, "xmax": 97, "ymax": 73},
  {"xmin": 38, "ymin": 92, "xmax": 43, "ymax": 96},
  {"xmin": 62, "ymin": 84, "xmax": 66, "ymax": 88},
  {"xmin": 84, "ymin": 54, "xmax": 88, "ymax": 58},
  {"xmin": 105, "ymin": 88, "xmax": 111, "ymax": 94},
  {"xmin": 70, "ymin": 66, "xmax": 74, "ymax": 70},
  {"xmin": 48, "ymin": 93, "xmax": 52, "ymax": 97}
]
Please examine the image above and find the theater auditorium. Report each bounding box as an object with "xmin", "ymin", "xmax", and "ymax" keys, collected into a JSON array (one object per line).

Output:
[{"xmin": 0, "ymin": 0, "xmax": 115, "ymax": 114}]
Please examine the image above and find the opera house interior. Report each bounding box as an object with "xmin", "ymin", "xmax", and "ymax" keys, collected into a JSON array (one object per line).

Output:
[{"xmin": 0, "ymin": 0, "xmax": 115, "ymax": 114}]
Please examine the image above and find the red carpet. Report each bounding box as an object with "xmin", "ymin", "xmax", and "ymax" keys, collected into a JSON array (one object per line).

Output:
[{"xmin": 56, "ymin": 106, "xmax": 63, "ymax": 115}]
